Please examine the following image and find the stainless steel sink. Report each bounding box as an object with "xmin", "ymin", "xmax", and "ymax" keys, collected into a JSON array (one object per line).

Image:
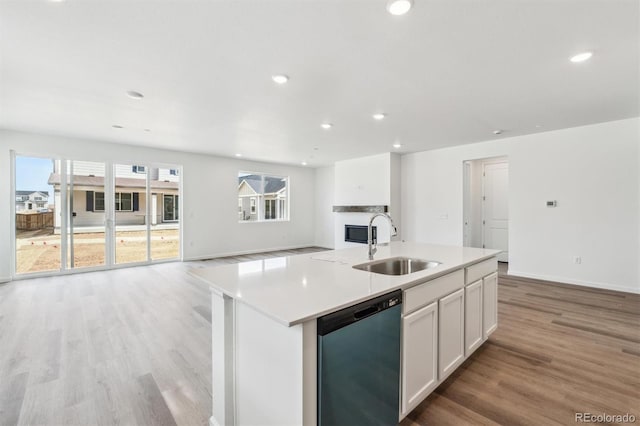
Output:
[{"xmin": 352, "ymin": 256, "xmax": 441, "ymax": 276}]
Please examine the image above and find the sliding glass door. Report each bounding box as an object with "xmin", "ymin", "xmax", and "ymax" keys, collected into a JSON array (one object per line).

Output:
[
  {"xmin": 14, "ymin": 155, "xmax": 60, "ymax": 274},
  {"xmin": 114, "ymin": 163, "xmax": 148, "ymax": 265},
  {"xmin": 65, "ymin": 160, "xmax": 107, "ymax": 269},
  {"xmin": 151, "ymin": 168, "xmax": 180, "ymax": 260},
  {"xmin": 13, "ymin": 154, "xmax": 181, "ymax": 277}
]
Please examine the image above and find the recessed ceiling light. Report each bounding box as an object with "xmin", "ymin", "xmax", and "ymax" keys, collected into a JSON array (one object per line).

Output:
[
  {"xmin": 126, "ymin": 90, "xmax": 144, "ymax": 100},
  {"xmin": 387, "ymin": 0, "xmax": 413, "ymax": 15},
  {"xmin": 301, "ymin": 161, "xmax": 308, "ymax": 166},
  {"xmin": 272, "ymin": 75, "xmax": 289, "ymax": 84},
  {"xmin": 493, "ymin": 129, "xmax": 503, "ymax": 135},
  {"xmin": 48, "ymin": 0, "xmax": 65, "ymax": 3},
  {"xmin": 570, "ymin": 51, "xmax": 593, "ymax": 63},
  {"xmin": 321, "ymin": 123, "xmax": 332, "ymax": 130},
  {"xmin": 393, "ymin": 142, "xmax": 402, "ymax": 149},
  {"xmin": 144, "ymin": 128, "xmax": 151, "ymax": 132},
  {"xmin": 112, "ymin": 125, "xmax": 123, "ymax": 129},
  {"xmin": 373, "ymin": 113, "xmax": 386, "ymax": 120},
  {"xmin": 235, "ymin": 153, "xmax": 242, "ymax": 157}
]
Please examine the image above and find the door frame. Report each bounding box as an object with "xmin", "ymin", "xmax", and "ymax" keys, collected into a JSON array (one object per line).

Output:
[
  {"xmin": 10, "ymin": 151, "xmax": 183, "ymax": 280},
  {"xmin": 481, "ymin": 159, "xmax": 509, "ymax": 260},
  {"xmin": 461, "ymin": 155, "xmax": 508, "ymax": 254}
]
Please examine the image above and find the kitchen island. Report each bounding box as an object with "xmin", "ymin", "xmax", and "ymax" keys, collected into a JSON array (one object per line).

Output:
[{"xmin": 191, "ymin": 242, "xmax": 500, "ymax": 426}]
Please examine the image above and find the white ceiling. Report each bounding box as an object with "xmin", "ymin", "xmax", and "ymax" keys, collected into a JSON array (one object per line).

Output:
[{"xmin": 1, "ymin": 0, "xmax": 638, "ymax": 166}]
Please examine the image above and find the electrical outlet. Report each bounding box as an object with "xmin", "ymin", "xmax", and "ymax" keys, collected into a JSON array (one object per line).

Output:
[{"xmin": 572, "ymin": 256, "xmax": 582, "ymax": 264}]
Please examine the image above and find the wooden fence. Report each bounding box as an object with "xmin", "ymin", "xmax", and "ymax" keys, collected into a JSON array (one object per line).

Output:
[{"xmin": 16, "ymin": 211, "xmax": 54, "ymax": 230}]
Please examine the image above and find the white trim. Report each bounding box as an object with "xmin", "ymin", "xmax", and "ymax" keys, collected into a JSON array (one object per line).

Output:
[
  {"xmin": 507, "ymin": 270, "xmax": 640, "ymax": 295},
  {"xmin": 10, "ymin": 150, "xmax": 17, "ymax": 278},
  {"xmin": 10, "ymin": 258, "xmax": 181, "ymax": 281},
  {"xmin": 184, "ymin": 244, "xmax": 317, "ymax": 261},
  {"xmin": 0, "ymin": 276, "xmax": 11, "ymax": 284}
]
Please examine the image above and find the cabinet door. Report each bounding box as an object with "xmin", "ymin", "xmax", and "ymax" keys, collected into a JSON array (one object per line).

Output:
[
  {"xmin": 438, "ymin": 288, "xmax": 465, "ymax": 380},
  {"xmin": 465, "ymin": 279, "xmax": 484, "ymax": 356},
  {"xmin": 401, "ymin": 301, "xmax": 438, "ymax": 416},
  {"xmin": 483, "ymin": 272, "xmax": 498, "ymax": 338}
]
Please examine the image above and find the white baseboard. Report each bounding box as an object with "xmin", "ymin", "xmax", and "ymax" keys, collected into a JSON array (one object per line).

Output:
[
  {"xmin": 507, "ymin": 270, "xmax": 640, "ymax": 295},
  {"xmin": 0, "ymin": 276, "xmax": 11, "ymax": 284},
  {"xmin": 184, "ymin": 244, "xmax": 323, "ymax": 262}
]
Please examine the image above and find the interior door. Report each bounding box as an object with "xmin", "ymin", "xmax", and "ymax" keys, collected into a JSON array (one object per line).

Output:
[{"xmin": 483, "ymin": 162, "xmax": 509, "ymax": 262}]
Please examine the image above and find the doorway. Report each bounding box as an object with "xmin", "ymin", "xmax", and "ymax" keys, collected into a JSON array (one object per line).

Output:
[{"xmin": 462, "ymin": 156, "xmax": 509, "ymax": 262}]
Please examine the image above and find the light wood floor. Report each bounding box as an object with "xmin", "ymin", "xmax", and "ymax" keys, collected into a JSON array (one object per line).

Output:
[{"xmin": 1, "ymin": 252, "xmax": 638, "ymax": 426}]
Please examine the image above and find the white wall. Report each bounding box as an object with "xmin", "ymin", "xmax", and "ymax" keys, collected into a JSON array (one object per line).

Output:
[
  {"xmin": 313, "ymin": 166, "xmax": 335, "ymax": 249},
  {"xmin": 402, "ymin": 118, "xmax": 640, "ymax": 293},
  {"xmin": 0, "ymin": 129, "xmax": 316, "ymax": 281}
]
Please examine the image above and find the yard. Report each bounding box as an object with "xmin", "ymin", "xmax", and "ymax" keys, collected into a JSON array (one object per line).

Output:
[{"xmin": 16, "ymin": 228, "xmax": 179, "ymax": 274}]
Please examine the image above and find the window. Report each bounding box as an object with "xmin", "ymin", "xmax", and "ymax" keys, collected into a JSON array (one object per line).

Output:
[
  {"xmin": 34, "ymin": 196, "xmax": 42, "ymax": 201},
  {"xmin": 238, "ymin": 172, "xmax": 289, "ymax": 222},
  {"xmin": 95, "ymin": 192, "xmax": 105, "ymax": 211},
  {"xmin": 94, "ymin": 192, "xmax": 132, "ymax": 212},
  {"xmin": 170, "ymin": 169, "xmax": 179, "ymax": 176},
  {"xmin": 116, "ymin": 193, "xmax": 133, "ymax": 211},
  {"xmin": 132, "ymin": 165, "xmax": 146, "ymax": 173},
  {"xmin": 163, "ymin": 194, "xmax": 179, "ymax": 221}
]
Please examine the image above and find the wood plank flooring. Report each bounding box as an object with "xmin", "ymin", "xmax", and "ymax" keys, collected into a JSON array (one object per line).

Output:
[
  {"xmin": 400, "ymin": 263, "xmax": 640, "ymax": 426},
  {"xmin": 0, "ymin": 247, "xmax": 327, "ymax": 426},
  {"xmin": 1, "ymin": 252, "xmax": 638, "ymax": 426}
]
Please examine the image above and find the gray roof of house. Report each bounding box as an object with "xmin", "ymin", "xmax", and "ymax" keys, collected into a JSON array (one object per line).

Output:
[
  {"xmin": 239, "ymin": 175, "xmax": 286, "ymax": 194},
  {"xmin": 16, "ymin": 190, "xmax": 49, "ymax": 196}
]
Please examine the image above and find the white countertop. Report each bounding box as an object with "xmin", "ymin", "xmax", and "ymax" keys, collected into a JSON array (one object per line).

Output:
[{"xmin": 190, "ymin": 242, "xmax": 500, "ymax": 327}]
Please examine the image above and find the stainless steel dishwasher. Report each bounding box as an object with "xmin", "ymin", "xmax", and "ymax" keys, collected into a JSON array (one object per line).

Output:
[{"xmin": 317, "ymin": 290, "xmax": 402, "ymax": 426}]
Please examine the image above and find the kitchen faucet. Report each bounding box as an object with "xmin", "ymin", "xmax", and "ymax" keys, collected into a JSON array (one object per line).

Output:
[{"xmin": 368, "ymin": 213, "xmax": 398, "ymax": 260}]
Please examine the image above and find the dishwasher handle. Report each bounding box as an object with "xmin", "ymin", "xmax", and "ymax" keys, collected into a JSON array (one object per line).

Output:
[
  {"xmin": 317, "ymin": 289, "xmax": 402, "ymax": 336},
  {"xmin": 353, "ymin": 305, "xmax": 380, "ymax": 320}
]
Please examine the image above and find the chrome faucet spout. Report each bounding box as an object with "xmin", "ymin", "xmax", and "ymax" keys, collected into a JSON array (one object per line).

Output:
[{"xmin": 368, "ymin": 213, "xmax": 397, "ymax": 260}]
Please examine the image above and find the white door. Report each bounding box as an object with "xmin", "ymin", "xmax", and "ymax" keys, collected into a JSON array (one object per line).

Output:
[
  {"xmin": 438, "ymin": 288, "xmax": 465, "ymax": 381},
  {"xmin": 483, "ymin": 162, "xmax": 509, "ymax": 262},
  {"xmin": 463, "ymin": 161, "xmax": 471, "ymax": 246},
  {"xmin": 401, "ymin": 301, "xmax": 438, "ymax": 416}
]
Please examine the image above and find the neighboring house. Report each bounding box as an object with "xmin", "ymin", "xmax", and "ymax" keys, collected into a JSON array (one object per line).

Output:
[
  {"xmin": 238, "ymin": 174, "xmax": 287, "ymax": 221},
  {"xmin": 47, "ymin": 161, "xmax": 180, "ymax": 229},
  {"xmin": 15, "ymin": 191, "xmax": 49, "ymax": 212}
]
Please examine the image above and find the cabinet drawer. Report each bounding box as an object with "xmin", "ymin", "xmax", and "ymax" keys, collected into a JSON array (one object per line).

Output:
[
  {"xmin": 465, "ymin": 257, "xmax": 497, "ymax": 284},
  {"xmin": 404, "ymin": 269, "xmax": 464, "ymax": 315}
]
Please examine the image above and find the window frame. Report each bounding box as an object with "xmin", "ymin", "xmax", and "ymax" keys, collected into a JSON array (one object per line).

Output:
[
  {"xmin": 238, "ymin": 171, "xmax": 289, "ymax": 223},
  {"xmin": 94, "ymin": 191, "xmax": 133, "ymax": 212}
]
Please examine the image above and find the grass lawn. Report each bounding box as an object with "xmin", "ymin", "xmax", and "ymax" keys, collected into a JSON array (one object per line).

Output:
[{"xmin": 16, "ymin": 229, "xmax": 179, "ymax": 274}]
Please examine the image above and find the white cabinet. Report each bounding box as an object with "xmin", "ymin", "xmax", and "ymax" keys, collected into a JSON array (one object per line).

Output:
[
  {"xmin": 398, "ymin": 257, "xmax": 498, "ymax": 422},
  {"xmin": 483, "ymin": 272, "xmax": 498, "ymax": 338},
  {"xmin": 438, "ymin": 288, "xmax": 465, "ymax": 380},
  {"xmin": 464, "ymin": 279, "xmax": 484, "ymax": 356},
  {"xmin": 401, "ymin": 301, "xmax": 438, "ymax": 416}
]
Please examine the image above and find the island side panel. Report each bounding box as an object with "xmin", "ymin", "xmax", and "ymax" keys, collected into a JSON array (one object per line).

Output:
[
  {"xmin": 235, "ymin": 302, "xmax": 306, "ymax": 426},
  {"xmin": 302, "ymin": 320, "xmax": 318, "ymax": 426},
  {"xmin": 211, "ymin": 291, "xmax": 235, "ymax": 426}
]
